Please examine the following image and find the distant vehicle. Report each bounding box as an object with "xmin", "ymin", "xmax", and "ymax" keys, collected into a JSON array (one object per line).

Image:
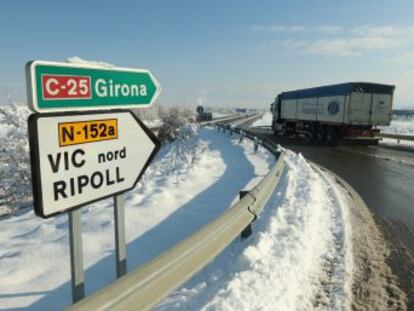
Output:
[
  {"xmin": 270, "ymin": 82, "xmax": 395, "ymax": 143},
  {"xmin": 196, "ymin": 105, "xmax": 213, "ymax": 121},
  {"xmin": 235, "ymin": 108, "xmax": 247, "ymax": 113},
  {"xmin": 196, "ymin": 105, "xmax": 204, "ymax": 114}
]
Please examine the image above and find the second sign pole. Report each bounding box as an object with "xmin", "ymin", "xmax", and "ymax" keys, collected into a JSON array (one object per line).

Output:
[
  {"xmin": 114, "ymin": 194, "xmax": 127, "ymax": 277},
  {"xmin": 68, "ymin": 209, "xmax": 85, "ymax": 302}
]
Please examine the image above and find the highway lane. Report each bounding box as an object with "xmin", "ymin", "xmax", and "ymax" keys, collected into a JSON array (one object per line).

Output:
[
  {"xmin": 254, "ymin": 130, "xmax": 414, "ymax": 249},
  {"xmin": 249, "ymin": 127, "xmax": 414, "ymax": 307}
]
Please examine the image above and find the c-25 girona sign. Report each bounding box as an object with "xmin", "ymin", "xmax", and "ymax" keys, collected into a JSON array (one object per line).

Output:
[{"xmin": 25, "ymin": 61, "xmax": 161, "ymax": 113}]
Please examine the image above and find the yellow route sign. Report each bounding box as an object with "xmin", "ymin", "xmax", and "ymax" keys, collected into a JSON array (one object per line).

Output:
[{"xmin": 58, "ymin": 119, "xmax": 118, "ymax": 146}]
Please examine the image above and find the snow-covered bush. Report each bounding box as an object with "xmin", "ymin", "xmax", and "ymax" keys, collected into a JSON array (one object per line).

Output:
[
  {"xmin": 132, "ymin": 104, "xmax": 161, "ymax": 125},
  {"xmin": 0, "ymin": 104, "xmax": 32, "ymax": 216},
  {"xmin": 138, "ymin": 123, "xmax": 205, "ymax": 187},
  {"xmin": 158, "ymin": 106, "xmax": 196, "ymax": 142}
]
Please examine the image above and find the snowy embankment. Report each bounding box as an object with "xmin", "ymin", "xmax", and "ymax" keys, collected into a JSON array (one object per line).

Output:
[
  {"xmin": 0, "ymin": 123, "xmax": 353, "ymax": 310},
  {"xmin": 0, "ymin": 126, "xmax": 273, "ymax": 310},
  {"xmin": 157, "ymin": 150, "xmax": 353, "ymax": 310},
  {"xmin": 251, "ymin": 111, "xmax": 272, "ymax": 127},
  {"xmin": 380, "ymin": 118, "xmax": 414, "ymax": 135},
  {"xmin": 379, "ymin": 118, "xmax": 414, "ymax": 149}
]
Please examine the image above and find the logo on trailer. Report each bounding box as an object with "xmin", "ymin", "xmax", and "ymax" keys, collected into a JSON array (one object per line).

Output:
[{"xmin": 327, "ymin": 101, "xmax": 339, "ymax": 115}]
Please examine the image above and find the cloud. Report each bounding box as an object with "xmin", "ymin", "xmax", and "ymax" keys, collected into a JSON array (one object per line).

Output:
[
  {"xmin": 311, "ymin": 25, "xmax": 343, "ymax": 34},
  {"xmin": 350, "ymin": 25, "xmax": 414, "ymax": 37},
  {"xmin": 286, "ymin": 35, "xmax": 403, "ymax": 56},
  {"xmin": 250, "ymin": 25, "xmax": 304, "ymax": 32},
  {"xmin": 252, "ymin": 24, "xmax": 414, "ymax": 56},
  {"xmin": 386, "ymin": 50, "xmax": 414, "ymax": 64},
  {"xmin": 251, "ymin": 24, "xmax": 342, "ymax": 34}
]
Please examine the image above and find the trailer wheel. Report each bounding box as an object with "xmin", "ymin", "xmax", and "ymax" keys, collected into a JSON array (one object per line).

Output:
[
  {"xmin": 279, "ymin": 122, "xmax": 287, "ymax": 136},
  {"xmin": 309, "ymin": 126, "xmax": 317, "ymax": 141},
  {"xmin": 316, "ymin": 125, "xmax": 326, "ymax": 143},
  {"xmin": 326, "ymin": 126, "xmax": 338, "ymax": 145},
  {"xmin": 272, "ymin": 122, "xmax": 278, "ymax": 136}
]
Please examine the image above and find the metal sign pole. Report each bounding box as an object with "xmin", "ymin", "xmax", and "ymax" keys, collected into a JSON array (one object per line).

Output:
[
  {"xmin": 68, "ymin": 209, "xmax": 85, "ymax": 303},
  {"xmin": 114, "ymin": 194, "xmax": 127, "ymax": 277}
]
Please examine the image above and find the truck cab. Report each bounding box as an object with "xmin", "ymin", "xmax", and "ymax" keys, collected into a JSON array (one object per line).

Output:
[{"xmin": 271, "ymin": 96, "xmax": 284, "ymax": 134}]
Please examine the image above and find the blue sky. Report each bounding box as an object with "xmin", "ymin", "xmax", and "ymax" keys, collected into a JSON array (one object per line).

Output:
[{"xmin": 1, "ymin": 0, "xmax": 414, "ymax": 108}]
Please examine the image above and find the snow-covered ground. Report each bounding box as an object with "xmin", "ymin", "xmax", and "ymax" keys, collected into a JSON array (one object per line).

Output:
[
  {"xmin": 212, "ymin": 112, "xmax": 228, "ymax": 118},
  {"xmin": 0, "ymin": 126, "xmax": 273, "ymax": 310},
  {"xmin": 157, "ymin": 151, "xmax": 352, "ymax": 311},
  {"xmin": 0, "ymin": 123, "xmax": 353, "ymax": 310},
  {"xmin": 251, "ymin": 112, "xmax": 272, "ymax": 127},
  {"xmin": 379, "ymin": 118, "xmax": 414, "ymax": 149},
  {"xmin": 380, "ymin": 118, "xmax": 414, "ymax": 135}
]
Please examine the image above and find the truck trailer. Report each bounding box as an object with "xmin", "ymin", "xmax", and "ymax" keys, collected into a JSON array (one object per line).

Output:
[{"xmin": 270, "ymin": 82, "xmax": 395, "ymax": 143}]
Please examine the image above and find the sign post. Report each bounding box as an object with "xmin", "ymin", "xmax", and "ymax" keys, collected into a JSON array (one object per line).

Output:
[
  {"xmin": 26, "ymin": 60, "xmax": 161, "ymax": 303},
  {"xmin": 114, "ymin": 194, "xmax": 127, "ymax": 277},
  {"xmin": 68, "ymin": 209, "xmax": 85, "ymax": 302}
]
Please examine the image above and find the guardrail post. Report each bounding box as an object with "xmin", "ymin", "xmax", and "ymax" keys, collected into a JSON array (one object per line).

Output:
[
  {"xmin": 254, "ymin": 137, "xmax": 259, "ymax": 152},
  {"xmin": 239, "ymin": 190, "xmax": 252, "ymax": 239}
]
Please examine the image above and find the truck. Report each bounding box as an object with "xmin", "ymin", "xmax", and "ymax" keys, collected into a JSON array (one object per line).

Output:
[
  {"xmin": 196, "ymin": 105, "xmax": 213, "ymax": 121},
  {"xmin": 270, "ymin": 82, "xmax": 395, "ymax": 143}
]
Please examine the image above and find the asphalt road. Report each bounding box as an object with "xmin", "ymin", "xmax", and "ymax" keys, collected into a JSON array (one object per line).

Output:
[
  {"xmin": 249, "ymin": 128, "xmax": 414, "ymax": 307},
  {"xmin": 256, "ymin": 129, "xmax": 414, "ymax": 249}
]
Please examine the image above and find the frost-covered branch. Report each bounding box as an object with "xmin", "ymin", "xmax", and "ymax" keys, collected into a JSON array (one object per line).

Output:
[{"xmin": 0, "ymin": 103, "xmax": 32, "ymax": 215}]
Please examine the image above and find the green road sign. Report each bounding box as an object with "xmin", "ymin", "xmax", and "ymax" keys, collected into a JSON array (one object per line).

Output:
[{"xmin": 26, "ymin": 61, "xmax": 161, "ymax": 113}]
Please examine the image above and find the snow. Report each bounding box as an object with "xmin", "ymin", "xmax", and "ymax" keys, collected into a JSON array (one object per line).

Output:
[
  {"xmin": 212, "ymin": 112, "xmax": 229, "ymax": 118},
  {"xmin": 66, "ymin": 56, "xmax": 115, "ymax": 68},
  {"xmin": 0, "ymin": 126, "xmax": 272, "ymax": 310},
  {"xmin": 0, "ymin": 122, "xmax": 353, "ymax": 310},
  {"xmin": 380, "ymin": 118, "xmax": 414, "ymax": 135},
  {"xmin": 142, "ymin": 119, "xmax": 163, "ymax": 129},
  {"xmin": 251, "ymin": 112, "xmax": 273, "ymax": 127},
  {"xmin": 379, "ymin": 138, "xmax": 414, "ymax": 151},
  {"xmin": 157, "ymin": 152, "xmax": 353, "ymax": 311},
  {"xmin": 379, "ymin": 118, "xmax": 414, "ymax": 149},
  {"xmin": 0, "ymin": 104, "xmax": 32, "ymax": 217}
]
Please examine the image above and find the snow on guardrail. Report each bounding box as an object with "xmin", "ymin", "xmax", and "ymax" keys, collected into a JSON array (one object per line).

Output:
[
  {"xmin": 68, "ymin": 122, "xmax": 285, "ymax": 311},
  {"xmin": 376, "ymin": 132, "xmax": 414, "ymax": 142}
]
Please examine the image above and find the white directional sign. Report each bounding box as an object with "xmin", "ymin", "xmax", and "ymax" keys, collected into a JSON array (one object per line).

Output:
[{"xmin": 28, "ymin": 110, "xmax": 160, "ymax": 218}]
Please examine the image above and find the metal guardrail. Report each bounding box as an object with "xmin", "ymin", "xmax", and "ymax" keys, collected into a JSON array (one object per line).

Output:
[
  {"xmin": 200, "ymin": 113, "xmax": 255, "ymax": 127},
  {"xmin": 376, "ymin": 132, "xmax": 414, "ymax": 142},
  {"xmin": 148, "ymin": 114, "xmax": 247, "ymax": 133},
  {"xmin": 230, "ymin": 113, "xmax": 263, "ymax": 128},
  {"xmin": 68, "ymin": 120, "xmax": 285, "ymax": 311}
]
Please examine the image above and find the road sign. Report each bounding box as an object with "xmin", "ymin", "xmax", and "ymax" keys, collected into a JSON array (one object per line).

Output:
[
  {"xmin": 25, "ymin": 61, "xmax": 161, "ymax": 113},
  {"xmin": 28, "ymin": 110, "xmax": 160, "ymax": 218}
]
